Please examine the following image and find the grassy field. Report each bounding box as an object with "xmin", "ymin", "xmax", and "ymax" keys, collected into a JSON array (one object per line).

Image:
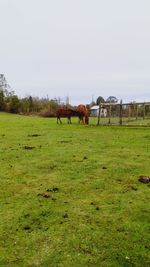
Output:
[{"xmin": 0, "ymin": 112, "xmax": 150, "ymax": 267}]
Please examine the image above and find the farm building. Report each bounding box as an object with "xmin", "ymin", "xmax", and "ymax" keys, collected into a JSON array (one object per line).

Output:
[{"xmin": 90, "ymin": 105, "xmax": 107, "ymax": 117}]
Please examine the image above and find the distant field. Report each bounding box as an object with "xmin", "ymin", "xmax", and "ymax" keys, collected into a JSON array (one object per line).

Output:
[{"xmin": 0, "ymin": 112, "xmax": 150, "ymax": 267}]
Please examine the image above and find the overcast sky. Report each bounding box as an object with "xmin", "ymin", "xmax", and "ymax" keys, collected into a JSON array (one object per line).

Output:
[{"xmin": 0, "ymin": 0, "xmax": 150, "ymax": 104}]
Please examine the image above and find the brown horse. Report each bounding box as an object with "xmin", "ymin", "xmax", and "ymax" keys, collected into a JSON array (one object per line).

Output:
[
  {"xmin": 56, "ymin": 105, "xmax": 89, "ymax": 124},
  {"xmin": 77, "ymin": 104, "xmax": 89, "ymax": 124},
  {"xmin": 56, "ymin": 108, "xmax": 80, "ymax": 124}
]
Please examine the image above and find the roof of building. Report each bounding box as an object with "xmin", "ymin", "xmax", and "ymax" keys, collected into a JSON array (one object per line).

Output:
[
  {"xmin": 91, "ymin": 105, "xmax": 107, "ymax": 110},
  {"xmin": 90, "ymin": 105, "xmax": 99, "ymax": 110}
]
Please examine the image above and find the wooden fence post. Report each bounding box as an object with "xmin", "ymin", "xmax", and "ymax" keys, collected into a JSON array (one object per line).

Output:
[
  {"xmin": 136, "ymin": 104, "xmax": 138, "ymax": 120},
  {"xmin": 128, "ymin": 105, "xmax": 131, "ymax": 122},
  {"xmin": 143, "ymin": 103, "xmax": 145, "ymax": 119},
  {"xmin": 119, "ymin": 99, "xmax": 123, "ymax": 125},
  {"xmin": 97, "ymin": 103, "xmax": 101, "ymax": 126},
  {"xmin": 108, "ymin": 105, "xmax": 111, "ymax": 125}
]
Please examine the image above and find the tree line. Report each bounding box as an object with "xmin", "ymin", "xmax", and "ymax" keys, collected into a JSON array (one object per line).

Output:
[
  {"xmin": 0, "ymin": 83, "xmax": 119, "ymax": 116},
  {"xmin": 0, "ymin": 88, "xmax": 60, "ymax": 116}
]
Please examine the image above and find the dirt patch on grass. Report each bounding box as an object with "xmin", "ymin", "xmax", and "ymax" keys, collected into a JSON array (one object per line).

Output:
[
  {"xmin": 37, "ymin": 188, "xmax": 59, "ymax": 199},
  {"xmin": 102, "ymin": 166, "xmax": 107, "ymax": 170},
  {"xmin": 47, "ymin": 187, "xmax": 59, "ymax": 193},
  {"xmin": 59, "ymin": 140, "xmax": 72, "ymax": 143},
  {"xmin": 22, "ymin": 146, "xmax": 35, "ymax": 150},
  {"xmin": 63, "ymin": 213, "xmax": 68, "ymax": 219},
  {"xmin": 37, "ymin": 192, "xmax": 51, "ymax": 198},
  {"xmin": 28, "ymin": 134, "xmax": 41, "ymax": 137},
  {"xmin": 123, "ymin": 185, "xmax": 138, "ymax": 193},
  {"xmin": 23, "ymin": 225, "xmax": 31, "ymax": 231},
  {"xmin": 139, "ymin": 176, "xmax": 150, "ymax": 183}
]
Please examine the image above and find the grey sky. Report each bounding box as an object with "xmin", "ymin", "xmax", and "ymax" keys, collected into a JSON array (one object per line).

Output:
[{"xmin": 0, "ymin": 0, "xmax": 150, "ymax": 104}]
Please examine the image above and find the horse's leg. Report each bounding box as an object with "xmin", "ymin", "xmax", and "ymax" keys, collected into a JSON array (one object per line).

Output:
[
  {"xmin": 67, "ymin": 116, "xmax": 71, "ymax": 124},
  {"xmin": 57, "ymin": 117, "xmax": 62, "ymax": 124},
  {"xmin": 79, "ymin": 112, "xmax": 84, "ymax": 124},
  {"xmin": 80, "ymin": 115, "xmax": 84, "ymax": 124},
  {"xmin": 78, "ymin": 115, "xmax": 81, "ymax": 124}
]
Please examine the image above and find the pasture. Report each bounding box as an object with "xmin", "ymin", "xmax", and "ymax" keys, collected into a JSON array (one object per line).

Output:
[{"xmin": 0, "ymin": 112, "xmax": 150, "ymax": 267}]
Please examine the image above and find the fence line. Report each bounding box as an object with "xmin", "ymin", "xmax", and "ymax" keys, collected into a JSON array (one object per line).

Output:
[{"xmin": 96, "ymin": 101, "xmax": 150, "ymax": 126}]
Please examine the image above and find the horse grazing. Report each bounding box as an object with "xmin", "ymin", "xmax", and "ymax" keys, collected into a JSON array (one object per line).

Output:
[
  {"xmin": 56, "ymin": 107, "xmax": 78, "ymax": 124},
  {"xmin": 56, "ymin": 105, "xmax": 89, "ymax": 124},
  {"xmin": 77, "ymin": 104, "xmax": 89, "ymax": 124}
]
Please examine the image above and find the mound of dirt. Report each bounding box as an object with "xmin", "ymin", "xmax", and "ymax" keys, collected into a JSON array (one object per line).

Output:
[
  {"xmin": 22, "ymin": 146, "xmax": 35, "ymax": 150},
  {"xmin": 28, "ymin": 134, "xmax": 41, "ymax": 137},
  {"xmin": 102, "ymin": 166, "xmax": 107, "ymax": 170},
  {"xmin": 138, "ymin": 176, "xmax": 150, "ymax": 183}
]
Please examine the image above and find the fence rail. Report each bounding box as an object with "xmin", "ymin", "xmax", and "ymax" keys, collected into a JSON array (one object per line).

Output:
[{"xmin": 94, "ymin": 101, "xmax": 150, "ymax": 126}]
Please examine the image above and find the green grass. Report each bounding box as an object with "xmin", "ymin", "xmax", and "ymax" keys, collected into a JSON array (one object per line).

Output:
[{"xmin": 0, "ymin": 112, "xmax": 150, "ymax": 267}]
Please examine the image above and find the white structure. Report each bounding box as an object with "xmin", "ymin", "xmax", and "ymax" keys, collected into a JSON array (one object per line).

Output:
[{"xmin": 90, "ymin": 105, "xmax": 107, "ymax": 117}]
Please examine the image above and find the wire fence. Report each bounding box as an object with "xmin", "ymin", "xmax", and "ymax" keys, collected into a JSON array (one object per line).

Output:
[{"xmin": 90, "ymin": 101, "xmax": 150, "ymax": 126}]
